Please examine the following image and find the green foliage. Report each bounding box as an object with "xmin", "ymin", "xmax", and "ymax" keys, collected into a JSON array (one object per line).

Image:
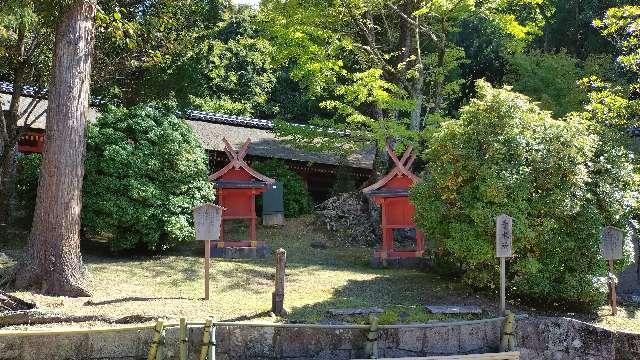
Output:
[
  {"xmin": 187, "ymin": 35, "xmax": 277, "ymax": 116},
  {"xmin": 0, "ymin": 1, "xmax": 53, "ymax": 86},
  {"xmin": 251, "ymin": 159, "xmax": 312, "ymax": 217},
  {"xmin": 92, "ymin": 0, "xmax": 226, "ymax": 104},
  {"xmin": 594, "ymin": 5, "xmax": 640, "ymax": 75},
  {"xmin": 15, "ymin": 153, "xmax": 41, "ymax": 226},
  {"xmin": 506, "ymin": 51, "xmax": 587, "ymax": 117},
  {"xmin": 411, "ymin": 80, "xmax": 637, "ymax": 308},
  {"xmin": 82, "ymin": 103, "xmax": 215, "ymax": 252}
]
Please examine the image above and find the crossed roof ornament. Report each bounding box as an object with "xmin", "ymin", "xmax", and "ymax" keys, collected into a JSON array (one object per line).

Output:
[
  {"xmin": 362, "ymin": 143, "xmax": 421, "ymax": 193},
  {"xmin": 209, "ymin": 138, "xmax": 275, "ymax": 184}
]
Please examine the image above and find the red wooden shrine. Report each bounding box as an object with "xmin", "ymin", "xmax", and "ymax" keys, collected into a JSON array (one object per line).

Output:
[
  {"xmin": 209, "ymin": 138, "xmax": 275, "ymax": 249},
  {"xmin": 17, "ymin": 130, "xmax": 45, "ymax": 154},
  {"xmin": 362, "ymin": 144, "xmax": 424, "ymax": 261}
]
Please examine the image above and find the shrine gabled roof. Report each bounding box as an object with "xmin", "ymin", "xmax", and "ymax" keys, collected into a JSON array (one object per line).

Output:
[
  {"xmin": 366, "ymin": 188, "xmax": 410, "ymax": 197},
  {"xmin": 209, "ymin": 138, "xmax": 276, "ymax": 185},
  {"xmin": 213, "ymin": 180, "xmax": 269, "ymax": 189},
  {"xmin": 362, "ymin": 144, "xmax": 421, "ymax": 194}
]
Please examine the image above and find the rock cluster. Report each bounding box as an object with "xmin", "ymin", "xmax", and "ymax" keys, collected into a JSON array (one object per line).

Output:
[{"xmin": 315, "ymin": 192, "xmax": 381, "ymax": 246}]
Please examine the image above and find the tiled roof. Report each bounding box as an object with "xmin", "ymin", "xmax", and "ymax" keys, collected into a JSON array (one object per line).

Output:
[
  {"xmin": 184, "ymin": 110, "xmax": 274, "ymax": 130},
  {"xmin": 185, "ymin": 120, "xmax": 374, "ymax": 168},
  {"xmin": 0, "ymin": 82, "xmax": 46, "ymax": 97},
  {"xmin": 1, "ymin": 82, "xmax": 375, "ymax": 169}
]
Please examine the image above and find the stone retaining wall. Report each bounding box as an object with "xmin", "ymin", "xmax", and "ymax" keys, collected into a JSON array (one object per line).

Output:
[{"xmin": 1, "ymin": 317, "xmax": 639, "ymax": 359}]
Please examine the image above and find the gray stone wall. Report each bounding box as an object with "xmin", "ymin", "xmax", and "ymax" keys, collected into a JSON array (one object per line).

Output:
[{"xmin": 1, "ymin": 317, "xmax": 639, "ymax": 360}]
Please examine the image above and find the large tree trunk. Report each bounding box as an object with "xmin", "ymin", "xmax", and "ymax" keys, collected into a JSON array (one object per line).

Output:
[{"xmin": 15, "ymin": 0, "xmax": 96, "ymax": 297}]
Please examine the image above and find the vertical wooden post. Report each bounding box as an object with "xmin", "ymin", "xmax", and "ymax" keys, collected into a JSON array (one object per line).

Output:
[
  {"xmin": 499, "ymin": 310, "xmax": 516, "ymax": 352},
  {"xmin": 200, "ymin": 318, "xmax": 213, "ymax": 360},
  {"xmin": 209, "ymin": 317, "xmax": 216, "ymax": 360},
  {"xmin": 205, "ymin": 239, "xmax": 211, "ymax": 300},
  {"xmin": 364, "ymin": 314, "xmax": 379, "ymax": 358},
  {"xmin": 609, "ymin": 259, "xmax": 618, "ymax": 316},
  {"xmin": 250, "ymin": 217, "xmax": 257, "ymax": 244},
  {"xmin": 500, "ymin": 257, "xmax": 506, "ymax": 316},
  {"xmin": 272, "ymin": 248, "xmax": 286, "ymax": 316},
  {"xmin": 147, "ymin": 320, "xmax": 165, "ymax": 360},
  {"xmin": 179, "ymin": 317, "xmax": 188, "ymax": 360}
]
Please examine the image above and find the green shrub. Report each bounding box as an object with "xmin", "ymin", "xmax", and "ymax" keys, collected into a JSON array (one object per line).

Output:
[
  {"xmin": 15, "ymin": 153, "xmax": 41, "ymax": 226},
  {"xmin": 506, "ymin": 51, "xmax": 587, "ymax": 118},
  {"xmin": 411, "ymin": 80, "xmax": 637, "ymax": 308},
  {"xmin": 252, "ymin": 159, "xmax": 312, "ymax": 217},
  {"xmin": 83, "ymin": 103, "xmax": 215, "ymax": 251}
]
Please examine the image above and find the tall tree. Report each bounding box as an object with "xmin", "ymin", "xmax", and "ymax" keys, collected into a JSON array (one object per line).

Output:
[{"xmin": 15, "ymin": 0, "xmax": 97, "ymax": 296}]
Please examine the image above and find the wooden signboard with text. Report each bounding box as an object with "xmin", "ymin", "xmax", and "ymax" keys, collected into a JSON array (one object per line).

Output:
[
  {"xmin": 600, "ymin": 225, "xmax": 624, "ymax": 316},
  {"xmin": 193, "ymin": 203, "xmax": 224, "ymax": 300},
  {"xmin": 496, "ymin": 214, "xmax": 513, "ymax": 258},
  {"xmin": 601, "ymin": 226, "xmax": 624, "ymax": 260},
  {"xmin": 496, "ymin": 214, "xmax": 513, "ymax": 316}
]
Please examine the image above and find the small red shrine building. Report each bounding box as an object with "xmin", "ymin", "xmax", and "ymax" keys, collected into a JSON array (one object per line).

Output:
[
  {"xmin": 362, "ymin": 144, "xmax": 424, "ymax": 266},
  {"xmin": 209, "ymin": 138, "xmax": 275, "ymax": 258}
]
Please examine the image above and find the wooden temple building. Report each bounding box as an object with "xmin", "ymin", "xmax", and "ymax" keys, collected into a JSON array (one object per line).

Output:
[
  {"xmin": 363, "ymin": 144, "xmax": 424, "ymax": 267},
  {"xmin": 185, "ymin": 110, "xmax": 374, "ymax": 202},
  {"xmin": 2, "ymin": 82, "xmax": 374, "ymax": 202}
]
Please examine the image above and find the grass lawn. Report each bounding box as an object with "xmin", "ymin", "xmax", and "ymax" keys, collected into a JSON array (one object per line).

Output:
[{"xmin": 1, "ymin": 216, "xmax": 639, "ymax": 332}]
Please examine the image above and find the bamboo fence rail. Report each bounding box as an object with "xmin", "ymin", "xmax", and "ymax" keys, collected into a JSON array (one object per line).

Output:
[{"xmin": 0, "ymin": 315, "xmax": 527, "ymax": 337}]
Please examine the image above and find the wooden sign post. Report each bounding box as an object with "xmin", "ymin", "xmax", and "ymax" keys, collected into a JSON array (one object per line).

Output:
[
  {"xmin": 496, "ymin": 214, "xmax": 513, "ymax": 316},
  {"xmin": 601, "ymin": 226, "xmax": 624, "ymax": 316},
  {"xmin": 194, "ymin": 203, "xmax": 224, "ymax": 300},
  {"xmin": 271, "ymin": 248, "xmax": 287, "ymax": 316}
]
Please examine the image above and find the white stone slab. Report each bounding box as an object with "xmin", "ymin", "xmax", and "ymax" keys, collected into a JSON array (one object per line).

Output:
[
  {"xmin": 425, "ymin": 305, "xmax": 483, "ymax": 315},
  {"xmin": 327, "ymin": 307, "xmax": 384, "ymax": 316}
]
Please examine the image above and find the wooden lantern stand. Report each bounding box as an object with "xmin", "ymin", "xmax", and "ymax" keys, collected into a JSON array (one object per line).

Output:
[
  {"xmin": 363, "ymin": 144, "xmax": 424, "ymax": 267},
  {"xmin": 209, "ymin": 138, "xmax": 275, "ymax": 258}
]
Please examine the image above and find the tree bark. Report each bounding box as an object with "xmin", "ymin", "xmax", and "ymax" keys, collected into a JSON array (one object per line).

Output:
[{"xmin": 15, "ymin": 0, "xmax": 96, "ymax": 297}]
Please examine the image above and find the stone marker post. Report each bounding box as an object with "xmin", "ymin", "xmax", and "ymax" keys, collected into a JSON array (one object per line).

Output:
[
  {"xmin": 601, "ymin": 226, "xmax": 624, "ymax": 316},
  {"xmin": 193, "ymin": 203, "xmax": 224, "ymax": 300},
  {"xmin": 496, "ymin": 214, "xmax": 513, "ymax": 316},
  {"xmin": 272, "ymin": 248, "xmax": 286, "ymax": 316}
]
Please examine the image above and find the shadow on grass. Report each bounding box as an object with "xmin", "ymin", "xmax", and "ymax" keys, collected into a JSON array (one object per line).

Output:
[
  {"xmin": 285, "ymin": 275, "xmax": 491, "ymax": 324},
  {"xmin": 84, "ymin": 296, "xmax": 191, "ymax": 306},
  {"xmin": 222, "ymin": 310, "xmax": 273, "ymax": 322}
]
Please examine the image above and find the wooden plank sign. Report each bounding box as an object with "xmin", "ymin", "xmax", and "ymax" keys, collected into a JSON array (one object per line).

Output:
[
  {"xmin": 601, "ymin": 226, "xmax": 624, "ymax": 260},
  {"xmin": 193, "ymin": 203, "xmax": 224, "ymax": 301},
  {"xmin": 193, "ymin": 203, "xmax": 224, "ymax": 241},
  {"xmin": 496, "ymin": 214, "xmax": 513, "ymax": 258}
]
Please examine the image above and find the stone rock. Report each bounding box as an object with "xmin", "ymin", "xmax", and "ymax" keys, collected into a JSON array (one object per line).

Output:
[
  {"xmin": 425, "ymin": 305, "xmax": 483, "ymax": 315},
  {"xmin": 327, "ymin": 307, "xmax": 384, "ymax": 316},
  {"xmin": 315, "ymin": 192, "xmax": 380, "ymax": 246},
  {"xmin": 310, "ymin": 239, "xmax": 329, "ymax": 249}
]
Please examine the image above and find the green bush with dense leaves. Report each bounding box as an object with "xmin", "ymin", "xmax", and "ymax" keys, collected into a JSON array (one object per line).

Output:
[
  {"xmin": 411, "ymin": 80, "xmax": 637, "ymax": 308},
  {"xmin": 15, "ymin": 153, "xmax": 41, "ymax": 226},
  {"xmin": 83, "ymin": 104, "xmax": 215, "ymax": 251},
  {"xmin": 252, "ymin": 159, "xmax": 312, "ymax": 217}
]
